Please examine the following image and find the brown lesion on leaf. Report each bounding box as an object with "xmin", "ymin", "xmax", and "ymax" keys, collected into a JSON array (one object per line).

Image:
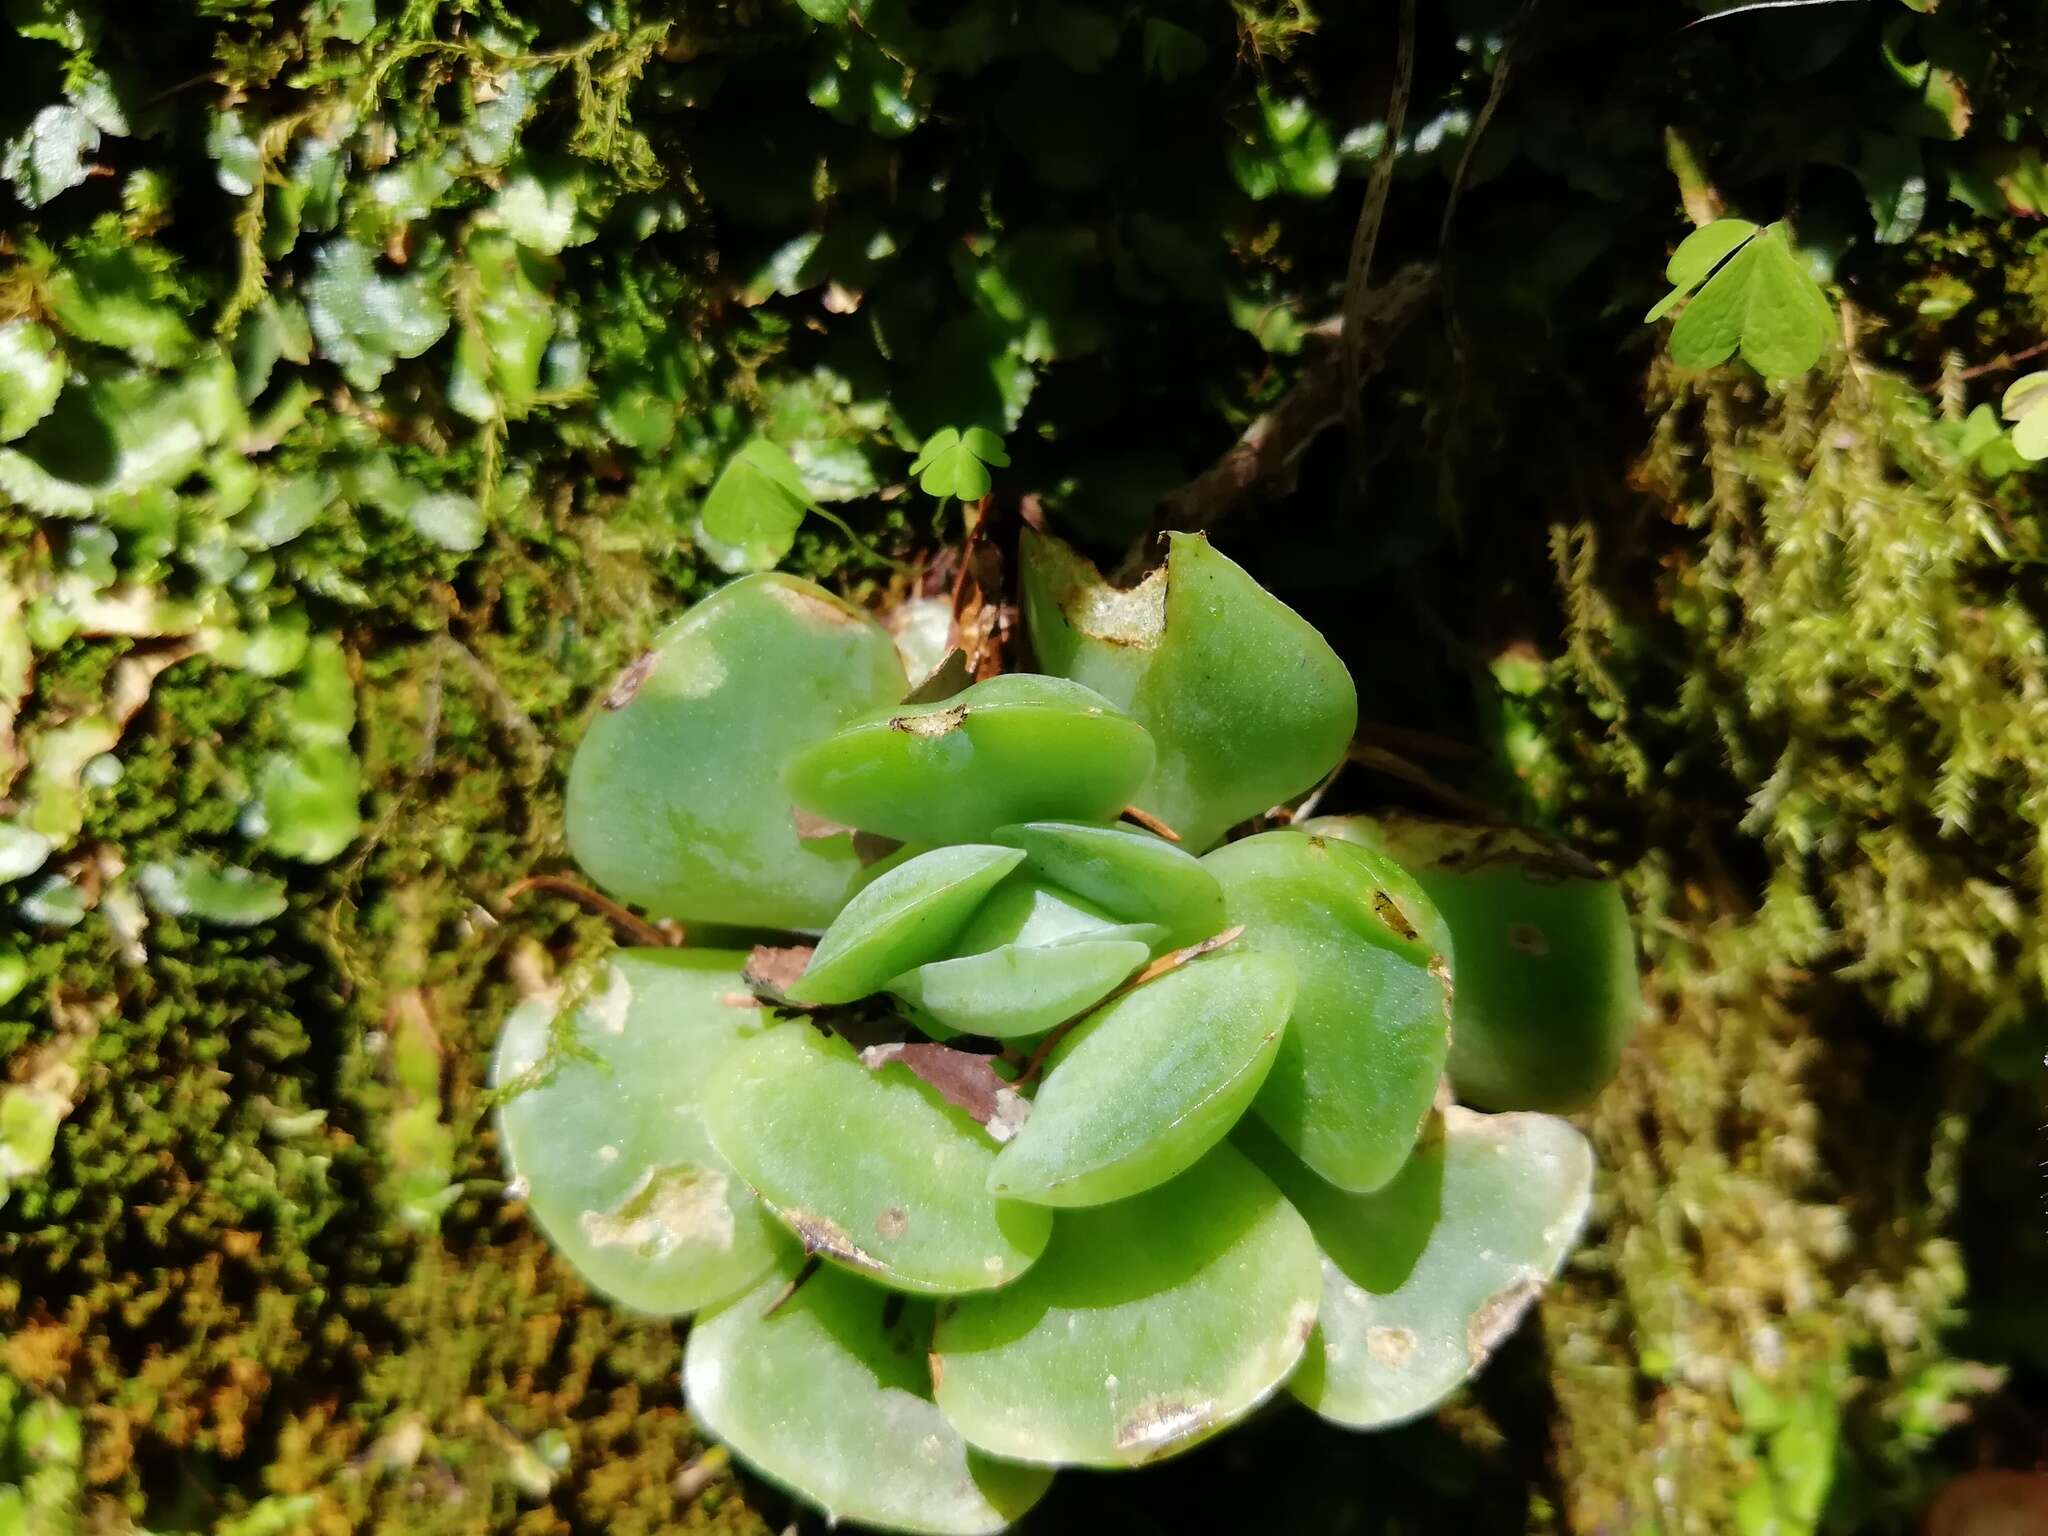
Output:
[
  {"xmin": 1508, "ymin": 922, "xmax": 1551, "ymax": 955},
  {"xmin": 744, "ymin": 944, "xmax": 815, "ymax": 1000},
  {"xmin": 1465, "ymin": 1274, "xmax": 1544, "ymax": 1367},
  {"xmin": 1366, "ymin": 1326, "xmax": 1418, "ymax": 1367},
  {"xmin": 1427, "ymin": 952, "xmax": 1454, "ymax": 1019},
  {"xmin": 1113, "ymin": 1395, "xmax": 1218, "ymax": 1461},
  {"xmin": 889, "ymin": 703, "xmax": 969, "ymax": 737},
  {"xmin": 601, "ymin": 649, "xmax": 660, "ymax": 709},
  {"xmin": 1371, "ymin": 889, "xmax": 1419, "ymax": 941},
  {"xmin": 767, "ymin": 580, "xmax": 864, "ymax": 630},
  {"xmin": 780, "ymin": 1207, "xmax": 885, "ymax": 1274},
  {"xmin": 875, "ymin": 1206, "xmax": 908, "ymax": 1240},
  {"xmin": 927, "ymin": 1351, "xmax": 945, "ymax": 1392},
  {"xmin": 790, "ymin": 806, "xmax": 856, "ymax": 841}
]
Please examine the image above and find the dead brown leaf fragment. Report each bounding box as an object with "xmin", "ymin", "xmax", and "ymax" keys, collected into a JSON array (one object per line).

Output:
[
  {"xmin": 744, "ymin": 944, "xmax": 816, "ymax": 998},
  {"xmin": 859, "ymin": 1042, "xmax": 1031, "ymax": 1142},
  {"xmin": 602, "ymin": 650, "xmax": 660, "ymax": 709}
]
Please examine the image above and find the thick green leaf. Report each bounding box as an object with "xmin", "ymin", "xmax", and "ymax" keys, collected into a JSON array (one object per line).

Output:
[
  {"xmin": 1304, "ymin": 815, "xmax": 1638, "ymax": 1111},
  {"xmin": 908, "ymin": 425, "xmax": 1010, "ymax": 500},
  {"xmin": 698, "ymin": 438, "xmax": 813, "ymax": 573},
  {"xmin": 992, "ymin": 819, "xmax": 1226, "ymax": 948},
  {"xmin": 493, "ymin": 949, "xmax": 788, "ymax": 1315},
  {"xmin": 684, "ymin": 1261, "xmax": 1051, "ymax": 1534},
  {"xmin": 932, "ymin": 1143, "xmax": 1321, "ymax": 1467},
  {"xmin": 1205, "ymin": 830, "xmax": 1452, "ymax": 1193},
  {"xmin": 1241, "ymin": 1108, "xmax": 1593, "ymax": 1429},
  {"xmin": 565, "ymin": 573, "xmax": 908, "ymax": 929},
  {"xmin": 989, "ymin": 947, "xmax": 1294, "ymax": 1206},
  {"xmin": 786, "ymin": 674, "xmax": 1156, "ymax": 846},
  {"xmin": 0, "ymin": 322, "xmax": 65, "ymax": 442},
  {"xmin": 950, "ymin": 876, "xmax": 1125, "ymax": 950},
  {"xmin": 1023, "ymin": 530, "xmax": 1356, "ymax": 850},
  {"xmin": 788, "ymin": 844, "xmax": 1026, "ymax": 1005},
  {"xmin": 889, "ymin": 937, "xmax": 1150, "ymax": 1040},
  {"xmin": 703, "ymin": 1025, "xmax": 1051, "ymax": 1293}
]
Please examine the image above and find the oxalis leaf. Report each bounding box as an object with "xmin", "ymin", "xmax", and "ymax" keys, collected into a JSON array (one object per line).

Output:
[
  {"xmin": 1648, "ymin": 219, "xmax": 1832, "ymax": 378},
  {"xmin": 698, "ymin": 439, "xmax": 814, "ymax": 572},
  {"xmin": 909, "ymin": 425, "xmax": 1010, "ymax": 500},
  {"xmin": 2000, "ymin": 371, "xmax": 2048, "ymax": 461}
]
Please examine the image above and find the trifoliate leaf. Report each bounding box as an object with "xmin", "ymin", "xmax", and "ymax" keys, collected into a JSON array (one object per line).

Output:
[
  {"xmin": 0, "ymin": 323, "xmax": 65, "ymax": 443},
  {"xmin": 699, "ymin": 439, "xmax": 813, "ymax": 572},
  {"xmin": 908, "ymin": 426, "xmax": 1010, "ymax": 500},
  {"xmin": 135, "ymin": 857, "xmax": 288, "ymax": 926},
  {"xmin": 1664, "ymin": 223, "xmax": 1831, "ymax": 378},
  {"xmin": 305, "ymin": 239, "xmax": 452, "ymax": 391},
  {"xmin": 2001, "ymin": 371, "xmax": 2048, "ymax": 460},
  {"xmin": 1643, "ymin": 217, "xmax": 1758, "ymax": 323}
]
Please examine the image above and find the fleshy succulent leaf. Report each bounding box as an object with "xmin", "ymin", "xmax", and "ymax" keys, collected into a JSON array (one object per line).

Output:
[
  {"xmin": 493, "ymin": 950, "xmax": 789, "ymax": 1315},
  {"xmin": 702, "ymin": 1024, "xmax": 1052, "ymax": 1293},
  {"xmin": 684, "ymin": 1259, "xmax": 1052, "ymax": 1533},
  {"xmin": 787, "ymin": 844, "xmax": 1026, "ymax": 1005},
  {"xmin": 1022, "ymin": 529, "xmax": 1356, "ymax": 850},
  {"xmin": 931, "ymin": 1142, "xmax": 1321, "ymax": 1467},
  {"xmin": 1205, "ymin": 829, "xmax": 1453, "ymax": 1192},
  {"xmin": 1241, "ymin": 1107, "xmax": 1593, "ymax": 1429},
  {"xmin": 992, "ymin": 819, "xmax": 1226, "ymax": 948},
  {"xmin": 565, "ymin": 573, "xmax": 907, "ymax": 929},
  {"xmin": 785, "ymin": 673, "xmax": 1156, "ymax": 846}
]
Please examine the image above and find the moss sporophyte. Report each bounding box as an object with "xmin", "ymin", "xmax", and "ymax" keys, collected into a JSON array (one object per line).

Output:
[{"xmin": 494, "ymin": 530, "xmax": 1637, "ymax": 1532}]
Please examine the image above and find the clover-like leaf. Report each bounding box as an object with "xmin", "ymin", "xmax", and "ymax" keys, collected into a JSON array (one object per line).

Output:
[
  {"xmin": 1643, "ymin": 217, "xmax": 1758, "ymax": 323},
  {"xmin": 909, "ymin": 425, "xmax": 1010, "ymax": 500},
  {"xmin": 684, "ymin": 1260, "xmax": 1052, "ymax": 1534},
  {"xmin": 1655, "ymin": 221, "xmax": 1832, "ymax": 378},
  {"xmin": 494, "ymin": 949, "xmax": 789, "ymax": 1315},
  {"xmin": 1023, "ymin": 530, "xmax": 1356, "ymax": 851},
  {"xmin": 2001, "ymin": 370, "xmax": 2048, "ymax": 460},
  {"xmin": 698, "ymin": 438, "xmax": 814, "ymax": 573}
]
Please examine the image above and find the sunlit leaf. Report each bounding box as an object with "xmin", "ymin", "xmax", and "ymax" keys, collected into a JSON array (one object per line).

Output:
[
  {"xmin": 909, "ymin": 425, "xmax": 1011, "ymax": 500},
  {"xmin": 0, "ymin": 322, "xmax": 65, "ymax": 443},
  {"xmin": 704, "ymin": 1024, "xmax": 1052, "ymax": 1293},
  {"xmin": 698, "ymin": 438, "xmax": 813, "ymax": 572},
  {"xmin": 788, "ymin": 844, "xmax": 1026, "ymax": 1005},
  {"xmin": 932, "ymin": 1143, "xmax": 1320, "ymax": 1466},
  {"xmin": 494, "ymin": 949, "xmax": 789, "ymax": 1315},
  {"xmin": 684, "ymin": 1260, "xmax": 1051, "ymax": 1533}
]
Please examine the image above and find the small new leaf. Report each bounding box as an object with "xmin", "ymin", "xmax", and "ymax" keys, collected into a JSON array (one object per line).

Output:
[
  {"xmin": 700, "ymin": 439, "xmax": 814, "ymax": 570},
  {"xmin": 1657, "ymin": 222, "xmax": 1832, "ymax": 378},
  {"xmin": 2000, "ymin": 371, "xmax": 2048, "ymax": 460},
  {"xmin": 908, "ymin": 426, "xmax": 1010, "ymax": 501}
]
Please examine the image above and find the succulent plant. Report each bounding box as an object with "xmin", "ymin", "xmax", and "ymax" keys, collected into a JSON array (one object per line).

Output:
[{"xmin": 495, "ymin": 531, "xmax": 1636, "ymax": 1533}]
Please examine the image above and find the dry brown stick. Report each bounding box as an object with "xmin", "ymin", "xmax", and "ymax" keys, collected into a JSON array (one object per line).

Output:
[
  {"xmin": 500, "ymin": 874, "xmax": 677, "ymax": 948},
  {"xmin": 1956, "ymin": 338, "xmax": 2048, "ymax": 381},
  {"xmin": 1158, "ymin": 262, "xmax": 1437, "ymax": 533},
  {"xmin": 1340, "ymin": 0, "xmax": 1418, "ymax": 496},
  {"xmin": 1347, "ymin": 744, "xmax": 1497, "ymax": 820}
]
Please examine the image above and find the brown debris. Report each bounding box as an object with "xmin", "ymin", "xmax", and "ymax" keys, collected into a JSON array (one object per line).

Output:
[
  {"xmin": 859, "ymin": 1042, "xmax": 1031, "ymax": 1143},
  {"xmin": 601, "ymin": 649, "xmax": 660, "ymax": 709},
  {"xmin": 1119, "ymin": 804, "xmax": 1182, "ymax": 842},
  {"xmin": 744, "ymin": 944, "xmax": 815, "ymax": 999}
]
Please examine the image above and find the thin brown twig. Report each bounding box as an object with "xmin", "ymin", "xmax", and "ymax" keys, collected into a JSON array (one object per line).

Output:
[
  {"xmin": 500, "ymin": 874, "xmax": 677, "ymax": 948},
  {"xmin": 1347, "ymin": 744, "xmax": 1497, "ymax": 820},
  {"xmin": 1016, "ymin": 925, "xmax": 1247, "ymax": 1085},
  {"xmin": 1340, "ymin": 0, "xmax": 1417, "ymax": 497},
  {"xmin": 1119, "ymin": 804, "xmax": 1182, "ymax": 842},
  {"xmin": 1956, "ymin": 338, "xmax": 2048, "ymax": 381}
]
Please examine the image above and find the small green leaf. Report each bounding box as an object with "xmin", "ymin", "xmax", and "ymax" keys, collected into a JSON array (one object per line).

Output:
[
  {"xmin": 0, "ymin": 322, "xmax": 65, "ymax": 442},
  {"xmin": 788, "ymin": 844, "xmax": 1026, "ymax": 1005},
  {"xmin": 1666, "ymin": 224, "xmax": 1830, "ymax": 378},
  {"xmin": 135, "ymin": 857, "xmax": 288, "ymax": 926},
  {"xmin": 1645, "ymin": 217, "xmax": 1757, "ymax": 322},
  {"xmin": 699, "ymin": 439, "xmax": 813, "ymax": 572},
  {"xmin": 909, "ymin": 425, "xmax": 1010, "ymax": 500},
  {"xmin": 2001, "ymin": 371, "xmax": 2048, "ymax": 460},
  {"xmin": 305, "ymin": 239, "xmax": 452, "ymax": 391}
]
